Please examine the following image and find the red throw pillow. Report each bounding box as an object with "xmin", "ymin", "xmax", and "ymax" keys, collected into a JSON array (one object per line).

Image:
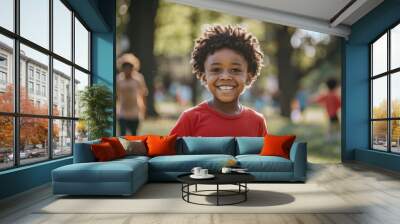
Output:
[
  {"xmin": 101, "ymin": 137, "xmax": 126, "ymax": 158},
  {"xmin": 260, "ymin": 134, "xmax": 296, "ymax": 159},
  {"xmin": 91, "ymin": 142, "xmax": 117, "ymax": 161},
  {"xmin": 146, "ymin": 134, "xmax": 177, "ymax": 157}
]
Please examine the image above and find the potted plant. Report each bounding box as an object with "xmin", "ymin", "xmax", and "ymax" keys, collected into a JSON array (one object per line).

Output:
[{"xmin": 79, "ymin": 84, "xmax": 113, "ymax": 140}]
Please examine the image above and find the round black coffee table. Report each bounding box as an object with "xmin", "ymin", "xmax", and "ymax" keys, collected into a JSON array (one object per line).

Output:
[{"xmin": 177, "ymin": 173, "xmax": 255, "ymax": 206}]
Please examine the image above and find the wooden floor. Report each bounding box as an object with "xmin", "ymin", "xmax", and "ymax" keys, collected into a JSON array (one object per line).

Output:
[{"xmin": 1, "ymin": 162, "xmax": 400, "ymax": 224}]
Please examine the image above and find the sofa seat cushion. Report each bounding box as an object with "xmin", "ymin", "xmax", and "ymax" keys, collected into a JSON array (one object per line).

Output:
[
  {"xmin": 236, "ymin": 155, "xmax": 293, "ymax": 172},
  {"xmin": 116, "ymin": 155, "xmax": 150, "ymax": 163},
  {"xmin": 53, "ymin": 159, "xmax": 147, "ymax": 183},
  {"xmin": 149, "ymin": 154, "xmax": 235, "ymax": 172}
]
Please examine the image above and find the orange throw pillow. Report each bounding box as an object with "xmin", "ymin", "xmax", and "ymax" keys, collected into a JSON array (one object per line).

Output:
[
  {"xmin": 260, "ymin": 134, "xmax": 296, "ymax": 159},
  {"xmin": 124, "ymin": 135, "xmax": 148, "ymax": 143},
  {"xmin": 146, "ymin": 134, "xmax": 177, "ymax": 157},
  {"xmin": 91, "ymin": 142, "xmax": 117, "ymax": 161},
  {"xmin": 101, "ymin": 137, "xmax": 126, "ymax": 158}
]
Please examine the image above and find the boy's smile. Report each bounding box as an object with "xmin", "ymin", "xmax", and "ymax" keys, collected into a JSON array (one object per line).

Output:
[{"xmin": 203, "ymin": 48, "xmax": 250, "ymax": 105}]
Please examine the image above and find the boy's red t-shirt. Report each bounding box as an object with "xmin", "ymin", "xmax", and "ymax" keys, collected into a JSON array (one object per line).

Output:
[{"xmin": 170, "ymin": 102, "xmax": 267, "ymax": 137}]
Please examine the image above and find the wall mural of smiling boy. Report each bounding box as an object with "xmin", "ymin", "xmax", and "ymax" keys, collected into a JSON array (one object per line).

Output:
[{"xmin": 170, "ymin": 25, "xmax": 267, "ymax": 137}]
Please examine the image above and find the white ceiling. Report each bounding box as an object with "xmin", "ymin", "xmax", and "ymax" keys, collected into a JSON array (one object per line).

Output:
[
  {"xmin": 227, "ymin": 0, "xmax": 352, "ymax": 22},
  {"xmin": 168, "ymin": 0, "xmax": 384, "ymax": 38}
]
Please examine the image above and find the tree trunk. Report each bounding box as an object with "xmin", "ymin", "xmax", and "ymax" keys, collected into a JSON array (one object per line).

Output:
[
  {"xmin": 127, "ymin": 0, "xmax": 159, "ymax": 117},
  {"xmin": 190, "ymin": 10, "xmax": 200, "ymax": 106},
  {"xmin": 275, "ymin": 27, "xmax": 299, "ymax": 118}
]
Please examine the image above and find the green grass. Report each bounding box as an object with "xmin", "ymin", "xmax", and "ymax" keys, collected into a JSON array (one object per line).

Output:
[
  {"xmin": 137, "ymin": 103, "xmax": 341, "ymax": 164},
  {"xmin": 138, "ymin": 118, "xmax": 177, "ymax": 136},
  {"xmin": 266, "ymin": 114, "xmax": 341, "ymax": 164}
]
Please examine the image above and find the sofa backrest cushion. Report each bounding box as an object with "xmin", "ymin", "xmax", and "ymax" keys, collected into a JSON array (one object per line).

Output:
[
  {"xmin": 177, "ymin": 137, "xmax": 235, "ymax": 155},
  {"xmin": 73, "ymin": 139, "xmax": 100, "ymax": 163},
  {"xmin": 236, "ymin": 137, "xmax": 264, "ymax": 155}
]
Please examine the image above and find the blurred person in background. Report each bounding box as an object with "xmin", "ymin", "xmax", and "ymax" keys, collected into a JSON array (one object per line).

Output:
[
  {"xmin": 291, "ymin": 85, "xmax": 309, "ymax": 123},
  {"xmin": 116, "ymin": 53, "xmax": 149, "ymax": 135},
  {"xmin": 310, "ymin": 78, "xmax": 341, "ymax": 141}
]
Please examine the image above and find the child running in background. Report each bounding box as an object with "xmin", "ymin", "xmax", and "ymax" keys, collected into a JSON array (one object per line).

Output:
[
  {"xmin": 310, "ymin": 78, "xmax": 341, "ymax": 141},
  {"xmin": 116, "ymin": 53, "xmax": 148, "ymax": 135},
  {"xmin": 170, "ymin": 25, "xmax": 267, "ymax": 137}
]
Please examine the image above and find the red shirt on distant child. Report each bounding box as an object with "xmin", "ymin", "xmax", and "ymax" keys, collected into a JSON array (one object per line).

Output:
[
  {"xmin": 170, "ymin": 101, "xmax": 267, "ymax": 137},
  {"xmin": 314, "ymin": 91, "xmax": 341, "ymax": 118}
]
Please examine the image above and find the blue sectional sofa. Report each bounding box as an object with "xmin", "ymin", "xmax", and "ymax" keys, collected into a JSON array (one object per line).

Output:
[{"xmin": 52, "ymin": 137, "xmax": 307, "ymax": 196}]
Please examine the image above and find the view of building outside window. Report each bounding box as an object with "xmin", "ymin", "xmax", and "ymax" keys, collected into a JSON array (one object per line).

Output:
[{"xmin": 0, "ymin": 0, "xmax": 90, "ymax": 170}]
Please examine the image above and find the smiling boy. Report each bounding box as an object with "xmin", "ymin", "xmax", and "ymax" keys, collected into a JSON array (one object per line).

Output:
[{"xmin": 170, "ymin": 25, "xmax": 267, "ymax": 137}]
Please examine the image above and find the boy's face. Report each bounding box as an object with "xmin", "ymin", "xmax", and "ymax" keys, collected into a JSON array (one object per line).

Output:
[{"xmin": 203, "ymin": 48, "xmax": 250, "ymax": 103}]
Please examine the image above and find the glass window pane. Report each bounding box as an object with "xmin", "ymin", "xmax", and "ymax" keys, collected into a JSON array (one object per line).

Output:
[
  {"xmin": 53, "ymin": 0, "xmax": 72, "ymax": 60},
  {"xmin": 74, "ymin": 18, "xmax": 89, "ymax": 70},
  {"xmin": 20, "ymin": 117, "xmax": 49, "ymax": 165},
  {"xmin": 75, "ymin": 120, "xmax": 88, "ymax": 143},
  {"xmin": 0, "ymin": 116, "xmax": 14, "ymax": 170},
  {"xmin": 53, "ymin": 119, "xmax": 72, "ymax": 158},
  {"xmin": 0, "ymin": 0, "xmax": 14, "ymax": 31},
  {"xmin": 372, "ymin": 77, "xmax": 387, "ymax": 119},
  {"xmin": 53, "ymin": 59, "xmax": 72, "ymax": 117},
  {"xmin": 20, "ymin": 44, "xmax": 49, "ymax": 115},
  {"xmin": 391, "ymin": 24, "xmax": 400, "ymax": 70},
  {"xmin": 372, "ymin": 33, "xmax": 387, "ymax": 76},
  {"xmin": 391, "ymin": 120, "xmax": 400, "ymax": 153},
  {"xmin": 20, "ymin": 0, "xmax": 49, "ymax": 49},
  {"xmin": 0, "ymin": 34, "xmax": 14, "ymax": 112},
  {"xmin": 372, "ymin": 121, "xmax": 388, "ymax": 151},
  {"xmin": 74, "ymin": 69, "xmax": 89, "ymax": 118},
  {"xmin": 391, "ymin": 72, "xmax": 400, "ymax": 118}
]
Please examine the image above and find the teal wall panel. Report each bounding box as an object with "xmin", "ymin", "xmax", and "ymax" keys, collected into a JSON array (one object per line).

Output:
[
  {"xmin": 92, "ymin": 33, "xmax": 114, "ymax": 87},
  {"xmin": 66, "ymin": 0, "xmax": 110, "ymax": 32},
  {"xmin": 92, "ymin": 32, "xmax": 115, "ymax": 135},
  {"xmin": 0, "ymin": 158, "xmax": 72, "ymax": 199},
  {"xmin": 91, "ymin": 0, "xmax": 116, "ymax": 135},
  {"xmin": 355, "ymin": 149, "xmax": 400, "ymax": 172},
  {"xmin": 342, "ymin": 43, "xmax": 369, "ymax": 161}
]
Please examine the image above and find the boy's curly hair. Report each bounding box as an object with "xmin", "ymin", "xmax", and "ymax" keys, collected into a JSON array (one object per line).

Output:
[{"xmin": 191, "ymin": 24, "xmax": 264, "ymax": 86}]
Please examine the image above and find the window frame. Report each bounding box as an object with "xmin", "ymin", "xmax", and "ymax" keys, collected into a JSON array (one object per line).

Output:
[
  {"xmin": 0, "ymin": 0, "xmax": 92, "ymax": 171},
  {"xmin": 370, "ymin": 20, "xmax": 400, "ymax": 154}
]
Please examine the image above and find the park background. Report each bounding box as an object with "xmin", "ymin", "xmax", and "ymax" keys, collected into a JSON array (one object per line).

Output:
[{"xmin": 116, "ymin": 0, "xmax": 342, "ymax": 163}]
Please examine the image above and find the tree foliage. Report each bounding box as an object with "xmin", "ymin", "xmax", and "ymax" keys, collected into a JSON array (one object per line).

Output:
[
  {"xmin": 372, "ymin": 99, "xmax": 400, "ymax": 140},
  {"xmin": 117, "ymin": 0, "xmax": 341, "ymax": 117},
  {"xmin": 0, "ymin": 85, "xmax": 59, "ymax": 149}
]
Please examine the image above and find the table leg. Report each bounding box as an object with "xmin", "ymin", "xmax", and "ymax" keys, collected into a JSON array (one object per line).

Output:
[
  {"xmin": 245, "ymin": 183, "xmax": 247, "ymax": 201},
  {"xmin": 217, "ymin": 184, "xmax": 219, "ymax": 206},
  {"xmin": 195, "ymin": 184, "xmax": 197, "ymax": 192},
  {"xmin": 187, "ymin": 184, "xmax": 190, "ymax": 202},
  {"xmin": 181, "ymin": 184, "xmax": 183, "ymax": 199}
]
